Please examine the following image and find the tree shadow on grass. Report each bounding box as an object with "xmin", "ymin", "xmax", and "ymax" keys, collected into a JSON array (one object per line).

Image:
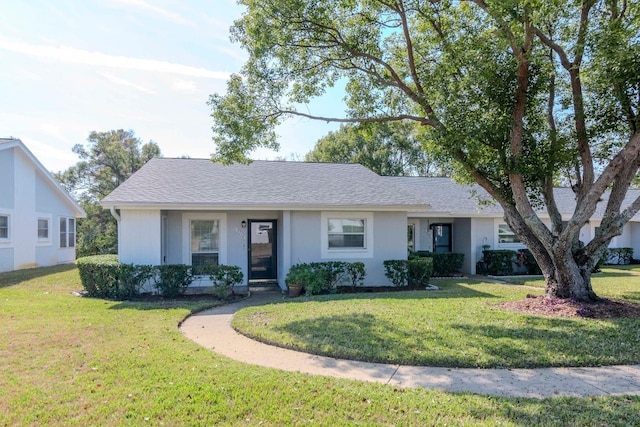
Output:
[
  {"xmin": 468, "ymin": 395, "xmax": 640, "ymax": 426},
  {"xmin": 297, "ymin": 282, "xmax": 500, "ymax": 303},
  {"xmin": 0, "ymin": 264, "xmax": 77, "ymax": 288},
  {"xmin": 268, "ymin": 307, "xmax": 640, "ymax": 368}
]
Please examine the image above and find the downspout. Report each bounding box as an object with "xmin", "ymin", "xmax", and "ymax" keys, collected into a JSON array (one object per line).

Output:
[
  {"xmin": 109, "ymin": 206, "xmax": 121, "ymax": 262},
  {"xmin": 109, "ymin": 206, "xmax": 121, "ymax": 222}
]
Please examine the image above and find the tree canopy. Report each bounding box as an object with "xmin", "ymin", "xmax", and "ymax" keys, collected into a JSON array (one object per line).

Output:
[
  {"xmin": 209, "ymin": 0, "xmax": 640, "ymax": 301},
  {"xmin": 305, "ymin": 122, "xmax": 448, "ymax": 176},
  {"xmin": 56, "ymin": 130, "xmax": 161, "ymax": 256}
]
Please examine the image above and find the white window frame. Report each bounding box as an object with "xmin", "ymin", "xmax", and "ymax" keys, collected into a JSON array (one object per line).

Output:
[
  {"xmin": 181, "ymin": 213, "xmax": 227, "ymax": 266},
  {"xmin": 495, "ymin": 219, "xmax": 525, "ymax": 248},
  {"xmin": 59, "ymin": 217, "xmax": 76, "ymax": 249},
  {"xmin": 321, "ymin": 211, "xmax": 374, "ymax": 259},
  {"xmin": 0, "ymin": 211, "xmax": 12, "ymax": 245},
  {"xmin": 36, "ymin": 214, "xmax": 52, "ymax": 246}
]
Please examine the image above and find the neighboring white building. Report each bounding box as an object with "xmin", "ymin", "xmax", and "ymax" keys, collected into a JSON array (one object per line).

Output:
[{"xmin": 0, "ymin": 138, "xmax": 86, "ymax": 273}]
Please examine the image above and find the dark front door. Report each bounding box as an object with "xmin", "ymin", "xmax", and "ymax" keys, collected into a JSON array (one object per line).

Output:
[
  {"xmin": 248, "ymin": 220, "xmax": 277, "ymax": 281},
  {"xmin": 432, "ymin": 223, "xmax": 452, "ymax": 253}
]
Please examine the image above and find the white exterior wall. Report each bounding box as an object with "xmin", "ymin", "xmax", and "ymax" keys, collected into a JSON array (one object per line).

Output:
[
  {"xmin": 119, "ymin": 209, "xmax": 162, "ymax": 265},
  {"xmin": 157, "ymin": 209, "xmax": 409, "ymax": 289},
  {"xmin": 0, "ymin": 146, "xmax": 79, "ymax": 272}
]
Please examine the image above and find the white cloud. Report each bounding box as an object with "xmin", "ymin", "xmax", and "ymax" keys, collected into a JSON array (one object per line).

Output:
[
  {"xmin": 0, "ymin": 38, "xmax": 230, "ymax": 79},
  {"xmin": 171, "ymin": 79, "xmax": 198, "ymax": 93},
  {"xmin": 100, "ymin": 72, "xmax": 156, "ymax": 94},
  {"xmin": 113, "ymin": 0, "xmax": 193, "ymax": 26}
]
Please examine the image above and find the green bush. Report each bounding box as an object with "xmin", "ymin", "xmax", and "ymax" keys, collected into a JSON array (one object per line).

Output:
[
  {"xmin": 483, "ymin": 250, "xmax": 516, "ymax": 276},
  {"xmin": 77, "ymin": 255, "xmax": 153, "ymax": 300},
  {"xmin": 408, "ymin": 257, "xmax": 433, "ymax": 286},
  {"xmin": 286, "ymin": 263, "xmax": 325, "ymax": 295},
  {"xmin": 154, "ymin": 264, "xmax": 195, "ymax": 297},
  {"xmin": 606, "ymin": 248, "xmax": 633, "ymax": 265},
  {"xmin": 411, "ymin": 251, "xmax": 464, "ymax": 276},
  {"xmin": 384, "ymin": 260, "xmax": 408, "ymax": 287},
  {"xmin": 209, "ymin": 265, "xmax": 244, "ymax": 298},
  {"xmin": 516, "ymin": 249, "xmax": 542, "ymax": 275},
  {"xmin": 344, "ymin": 262, "xmax": 366, "ymax": 290}
]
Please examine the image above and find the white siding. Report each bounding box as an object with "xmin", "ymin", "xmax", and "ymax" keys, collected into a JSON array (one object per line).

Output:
[{"xmin": 119, "ymin": 210, "xmax": 162, "ymax": 265}]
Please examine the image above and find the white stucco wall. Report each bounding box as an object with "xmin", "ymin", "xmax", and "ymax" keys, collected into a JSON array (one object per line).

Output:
[{"xmin": 119, "ymin": 209, "xmax": 162, "ymax": 265}]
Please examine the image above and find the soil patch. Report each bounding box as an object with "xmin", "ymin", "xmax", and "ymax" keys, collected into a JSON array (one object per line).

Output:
[{"xmin": 498, "ymin": 294, "xmax": 640, "ymax": 319}]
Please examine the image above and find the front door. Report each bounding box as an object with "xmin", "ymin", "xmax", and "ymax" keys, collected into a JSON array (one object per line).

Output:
[
  {"xmin": 432, "ymin": 223, "xmax": 452, "ymax": 253},
  {"xmin": 248, "ymin": 220, "xmax": 277, "ymax": 281}
]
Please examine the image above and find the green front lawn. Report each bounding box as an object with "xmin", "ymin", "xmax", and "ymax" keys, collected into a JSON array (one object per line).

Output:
[
  {"xmin": 505, "ymin": 266, "xmax": 640, "ymax": 304},
  {"xmin": 233, "ymin": 273, "xmax": 640, "ymax": 368},
  {"xmin": 1, "ymin": 266, "xmax": 640, "ymax": 425}
]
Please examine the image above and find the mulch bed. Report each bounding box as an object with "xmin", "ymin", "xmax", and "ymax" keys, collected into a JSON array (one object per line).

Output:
[{"xmin": 498, "ymin": 294, "xmax": 640, "ymax": 319}]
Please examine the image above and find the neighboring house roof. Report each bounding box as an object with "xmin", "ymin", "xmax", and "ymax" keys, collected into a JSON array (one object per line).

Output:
[
  {"xmin": 0, "ymin": 138, "xmax": 86, "ymax": 218},
  {"xmin": 101, "ymin": 158, "xmax": 429, "ymax": 211},
  {"xmin": 387, "ymin": 176, "xmax": 640, "ymax": 221}
]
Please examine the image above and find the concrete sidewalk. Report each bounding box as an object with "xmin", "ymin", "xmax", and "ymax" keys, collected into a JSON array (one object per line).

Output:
[{"xmin": 179, "ymin": 290, "xmax": 640, "ymax": 398}]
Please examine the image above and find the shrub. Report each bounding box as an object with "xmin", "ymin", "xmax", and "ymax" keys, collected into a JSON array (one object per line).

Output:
[
  {"xmin": 154, "ymin": 264, "xmax": 195, "ymax": 297},
  {"xmin": 411, "ymin": 251, "xmax": 464, "ymax": 276},
  {"xmin": 286, "ymin": 263, "xmax": 325, "ymax": 295},
  {"xmin": 516, "ymin": 249, "xmax": 542, "ymax": 275},
  {"xmin": 344, "ymin": 262, "xmax": 366, "ymax": 290},
  {"xmin": 408, "ymin": 257, "xmax": 433, "ymax": 286},
  {"xmin": 209, "ymin": 265, "xmax": 244, "ymax": 299},
  {"xmin": 606, "ymin": 248, "xmax": 633, "ymax": 265},
  {"xmin": 483, "ymin": 250, "xmax": 516, "ymax": 276},
  {"xmin": 77, "ymin": 255, "xmax": 152, "ymax": 300},
  {"xmin": 384, "ymin": 260, "xmax": 408, "ymax": 287}
]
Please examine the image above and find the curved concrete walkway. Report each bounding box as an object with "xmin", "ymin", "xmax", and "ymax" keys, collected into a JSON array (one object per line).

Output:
[{"xmin": 180, "ymin": 290, "xmax": 640, "ymax": 398}]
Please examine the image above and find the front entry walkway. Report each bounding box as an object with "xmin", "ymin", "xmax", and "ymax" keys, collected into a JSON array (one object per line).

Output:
[{"xmin": 179, "ymin": 290, "xmax": 640, "ymax": 398}]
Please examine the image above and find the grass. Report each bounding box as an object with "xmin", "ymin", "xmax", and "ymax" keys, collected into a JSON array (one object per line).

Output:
[
  {"xmin": 1, "ymin": 265, "xmax": 640, "ymax": 425},
  {"xmin": 233, "ymin": 273, "xmax": 640, "ymax": 368},
  {"xmin": 502, "ymin": 266, "xmax": 640, "ymax": 304}
]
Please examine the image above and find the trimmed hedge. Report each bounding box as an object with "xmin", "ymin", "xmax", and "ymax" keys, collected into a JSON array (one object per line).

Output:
[
  {"xmin": 154, "ymin": 265, "xmax": 196, "ymax": 297},
  {"xmin": 77, "ymin": 255, "xmax": 153, "ymax": 300},
  {"xmin": 607, "ymin": 248, "xmax": 633, "ymax": 265},
  {"xmin": 77, "ymin": 256, "xmax": 243, "ymax": 300},
  {"xmin": 285, "ymin": 261, "xmax": 367, "ymax": 295},
  {"xmin": 209, "ymin": 265, "xmax": 244, "ymax": 298},
  {"xmin": 411, "ymin": 251, "xmax": 464, "ymax": 276},
  {"xmin": 516, "ymin": 249, "xmax": 542, "ymax": 275},
  {"xmin": 483, "ymin": 250, "xmax": 516, "ymax": 276},
  {"xmin": 384, "ymin": 258, "xmax": 433, "ymax": 287}
]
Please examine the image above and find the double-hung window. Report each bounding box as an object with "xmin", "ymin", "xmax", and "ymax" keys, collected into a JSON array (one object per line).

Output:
[
  {"xmin": 328, "ymin": 218, "xmax": 366, "ymax": 249},
  {"xmin": 498, "ymin": 223, "xmax": 521, "ymax": 244},
  {"xmin": 59, "ymin": 217, "xmax": 76, "ymax": 248},
  {"xmin": 0, "ymin": 215, "xmax": 8, "ymax": 240},
  {"xmin": 37, "ymin": 216, "xmax": 51, "ymax": 244},
  {"xmin": 190, "ymin": 219, "xmax": 220, "ymax": 267},
  {"xmin": 321, "ymin": 212, "xmax": 374, "ymax": 259}
]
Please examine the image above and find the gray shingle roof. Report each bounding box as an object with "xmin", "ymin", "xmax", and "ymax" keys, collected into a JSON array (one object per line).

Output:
[
  {"xmin": 387, "ymin": 176, "xmax": 640, "ymax": 220},
  {"xmin": 101, "ymin": 158, "xmax": 428, "ymax": 210}
]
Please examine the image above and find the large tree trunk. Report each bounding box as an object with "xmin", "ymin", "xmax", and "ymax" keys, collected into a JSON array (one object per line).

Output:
[{"xmin": 543, "ymin": 249, "xmax": 598, "ymax": 302}]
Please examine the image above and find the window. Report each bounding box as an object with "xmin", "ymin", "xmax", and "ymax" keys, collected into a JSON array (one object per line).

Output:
[
  {"xmin": 37, "ymin": 217, "xmax": 50, "ymax": 242},
  {"xmin": 320, "ymin": 212, "xmax": 374, "ymax": 259},
  {"xmin": 407, "ymin": 224, "xmax": 415, "ymax": 252},
  {"xmin": 0, "ymin": 215, "xmax": 8, "ymax": 240},
  {"xmin": 190, "ymin": 219, "xmax": 219, "ymax": 267},
  {"xmin": 328, "ymin": 218, "xmax": 366, "ymax": 249},
  {"xmin": 498, "ymin": 223, "xmax": 521, "ymax": 244},
  {"xmin": 60, "ymin": 217, "xmax": 76, "ymax": 248}
]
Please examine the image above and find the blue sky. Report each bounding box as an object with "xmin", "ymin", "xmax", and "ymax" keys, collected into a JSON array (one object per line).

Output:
[{"xmin": 0, "ymin": 0, "xmax": 341, "ymax": 172}]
